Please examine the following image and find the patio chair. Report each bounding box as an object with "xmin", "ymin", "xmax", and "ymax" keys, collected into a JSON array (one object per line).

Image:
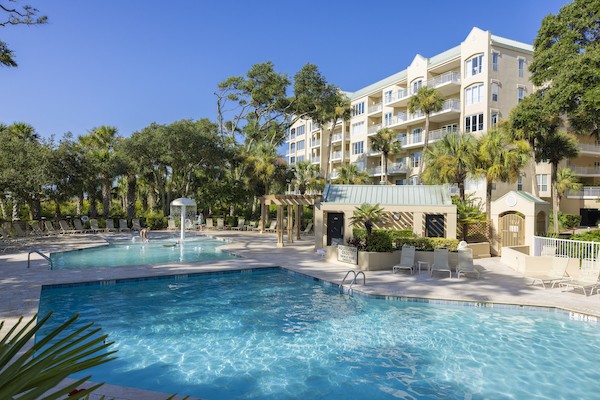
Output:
[
  {"xmin": 73, "ymin": 218, "xmax": 88, "ymax": 233},
  {"xmin": 105, "ymin": 219, "xmax": 118, "ymax": 233},
  {"xmin": 558, "ymin": 258, "xmax": 600, "ymax": 296},
  {"xmin": 30, "ymin": 221, "xmax": 45, "ymax": 236},
  {"xmin": 58, "ymin": 220, "xmax": 77, "ymax": 234},
  {"xmin": 167, "ymin": 219, "xmax": 176, "ymax": 230},
  {"xmin": 265, "ymin": 220, "xmax": 277, "ymax": 232},
  {"xmin": 301, "ymin": 222, "xmax": 314, "ymax": 236},
  {"xmin": 540, "ymin": 245, "xmax": 557, "ymax": 257},
  {"xmin": 231, "ymin": 218, "xmax": 246, "ymax": 231},
  {"xmin": 205, "ymin": 218, "xmax": 215, "ymax": 230},
  {"xmin": 119, "ymin": 219, "xmax": 131, "ymax": 232},
  {"xmin": 11, "ymin": 222, "xmax": 28, "ymax": 237},
  {"xmin": 393, "ymin": 245, "xmax": 416, "ymax": 274},
  {"xmin": 131, "ymin": 218, "xmax": 142, "ymax": 231},
  {"xmin": 456, "ymin": 248, "xmax": 480, "ymax": 279},
  {"xmin": 430, "ymin": 248, "xmax": 452, "ymax": 278},
  {"xmin": 525, "ymin": 255, "xmax": 569, "ymax": 288},
  {"xmin": 44, "ymin": 221, "xmax": 59, "ymax": 235},
  {"xmin": 216, "ymin": 218, "xmax": 225, "ymax": 230},
  {"xmin": 89, "ymin": 219, "xmax": 102, "ymax": 233},
  {"xmin": 252, "ymin": 220, "xmax": 264, "ymax": 232}
]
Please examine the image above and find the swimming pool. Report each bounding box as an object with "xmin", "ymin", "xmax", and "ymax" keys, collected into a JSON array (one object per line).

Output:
[
  {"xmin": 49, "ymin": 236, "xmax": 234, "ymax": 269},
  {"xmin": 38, "ymin": 268, "xmax": 600, "ymax": 399}
]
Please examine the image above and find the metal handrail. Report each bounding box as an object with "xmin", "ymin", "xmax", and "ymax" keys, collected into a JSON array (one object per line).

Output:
[
  {"xmin": 28, "ymin": 249, "xmax": 53, "ymax": 270},
  {"xmin": 339, "ymin": 270, "xmax": 366, "ymax": 295}
]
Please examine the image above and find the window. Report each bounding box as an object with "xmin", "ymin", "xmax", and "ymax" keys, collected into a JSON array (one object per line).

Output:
[
  {"xmin": 411, "ymin": 128, "xmax": 422, "ymax": 143},
  {"xmin": 465, "ymin": 83, "xmax": 484, "ymax": 105},
  {"xmin": 351, "ymin": 121, "xmax": 365, "ymax": 136},
  {"xmin": 290, "ymin": 128, "xmax": 296, "ymax": 140},
  {"xmin": 395, "ymin": 179, "xmax": 406, "ymax": 186},
  {"xmin": 384, "ymin": 112, "xmax": 393, "ymax": 126},
  {"xmin": 442, "ymin": 124, "xmax": 458, "ymax": 133},
  {"xmin": 518, "ymin": 87, "xmax": 526, "ymax": 103},
  {"xmin": 491, "ymin": 112, "xmax": 499, "ymax": 128},
  {"xmin": 491, "ymin": 82, "xmax": 499, "ymax": 102},
  {"xmin": 465, "ymin": 113, "xmax": 484, "ymax": 133},
  {"xmin": 290, "ymin": 156, "xmax": 295, "ymax": 164},
  {"xmin": 297, "ymin": 140, "xmax": 305, "ymax": 151},
  {"xmin": 297, "ymin": 155, "xmax": 304, "ymax": 162},
  {"xmin": 397, "ymin": 133, "xmax": 407, "ymax": 145},
  {"xmin": 518, "ymin": 58, "xmax": 526, "ymax": 77},
  {"xmin": 410, "ymin": 152, "xmax": 421, "ymax": 168},
  {"xmin": 466, "ymin": 54, "xmax": 484, "ymax": 77},
  {"xmin": 352, "ymin": 102, "xmax": 365, "ymax": 117},
  {"xmin": 352, "ymin": 141, "xmax": 364, "ymax": 155},
  {"xmin": 517, "ymin": 175, "xmax": 523, "ymax": 191},
  {"xmin": 492, "ymin": 52, "xmax": 499, "ymax": 72},
  {"xmin": 537, "ymin": 174, "xmax": 548, "ymax": 192},
  {"xmin": 412, "ymin": 79, "xmax": 422, "ymax": 94},
  {"xmin": 297, "ymin": 125, "xmax": 305, "ymax": 136},
  {"xmin": 290, "ymin": 143, "xmax": 296, "ymax": 153},
  {"xmin": 384, "ymin": 90, "xmax": 393, "ymax": 103}
]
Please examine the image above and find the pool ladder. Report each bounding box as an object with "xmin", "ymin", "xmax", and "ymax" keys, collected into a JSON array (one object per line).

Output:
[
  {"xmin": 28, "ymin": 249, "xmax": 53, "ymax": 270},
  {"xmin": 339, "ymin": 270, "xmax": 366, "ymax": 296}
]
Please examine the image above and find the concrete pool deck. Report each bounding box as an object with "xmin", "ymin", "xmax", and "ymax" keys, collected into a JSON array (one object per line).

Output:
[{"xmin": 2, "ymin": 230, "xmax": 600, "ymax": 399}]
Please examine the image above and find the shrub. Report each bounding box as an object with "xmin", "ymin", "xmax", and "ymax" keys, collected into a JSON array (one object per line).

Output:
[
  {"xmin": 571, "ymin": 229, "xmax": 600, "ymax": 242},
  {"xmin": 550, "ymin": 211, "xmax": 582, "ymax": 230},
  {"xmin": 144, "ymin": 211, "xmax": 167, "ymax": 230},
  {"xmin": 353, "ymin": 227, "xmax": 414, "ymax": 242},
  {"xmin": 365, "ymin": 231, "xmax": 394, "ymax": 252}
]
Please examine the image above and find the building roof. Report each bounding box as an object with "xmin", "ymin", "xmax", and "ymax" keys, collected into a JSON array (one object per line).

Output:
[
  {"xmin": 491, "ymin": 34, "xmax": 534, "ymax": 53},
  {"xmin": 321, "ymin": 184, "xmax": 453, "ymax": 206},
  {"xmin": 513, "ymin": 191, "xmax": 549, "ymax": 204}
]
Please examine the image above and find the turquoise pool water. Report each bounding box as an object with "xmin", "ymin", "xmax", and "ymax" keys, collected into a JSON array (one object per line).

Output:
[
  {"xmin": 38, "ymin": 269, "xmax": 600, "ymax": 399},
  {"xmin": 49, "ymin": 236, "xmax": 234, "ymax": 269}
]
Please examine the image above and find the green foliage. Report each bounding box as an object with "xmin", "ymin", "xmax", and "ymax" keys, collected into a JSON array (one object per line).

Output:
[
  {"xmin": 570, "ymin": 229, "xmax": 600, "ymax": 242},
  {"xmin": 453, "ymin": 195, "xmax": 485, "ymax": 224},
  {"xmin": 0, "ymin": 312, "xmax": 115, "ymax": 400},
  {"xmin": 394, "ymin": 237, "xmax": 460, "ymax": 252},
  {"xmin": 144, "ymin": 211, "xmax": 167, "ymax": 230},
  {"xmin": 353, "ymin": 227, "xmax": 414, "ymax": 241},
  {"xmin": 349, "ymin": 228, "xmax": 458, "ymax": 252},
  {"xmin": 365, "ymin": 231, "xmax": 393, "ymax": 252},
  {"xmin": 549, "ymin": 211, "xmax": 582, "ymax": 230},
  {"xmin": 334, "ymin": 164, "xmax": 371, "ymax": 184},
  {"xmin": 0, "ymin": 4, "xmax": 47, "ymax": 67}
]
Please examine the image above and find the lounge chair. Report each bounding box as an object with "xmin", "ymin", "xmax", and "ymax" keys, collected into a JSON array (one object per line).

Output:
[
  {"xmin": 89, "ymin": 219, "xmax": 102, "ymax": 233},
  {"xmin": 265, "ymin": 220, "xmax": 277, "ymax": 232},
  {"xmin": 131, "ymin": 218, "xmax": 142, "ymax": 231},
  {"xmin": 456, "ymin": 248, "xmax": 480, "ymax": 279},
  {"xmin": 58, "ymin": 220, "xmax": 77, "ymax": 234},
  {"xmin": 167, "ymin": 219, "xmax": 176, "ymax": 230},
  {"xmin": 119, "ymin": 219, "xmax": 130, "ymax": 232},
  {"xmin": 231, "ymin": 218, "xmax": 246, "ymax": 231},
  {"xmin": 540, "ymin": 245, "xmax": 557, "ymax": 257},
  {"xmin": 216, "ymin": 218, "xmax": 225, "ymax": 230},
  {"xmin": 11, "ymin": 222, "xmax": 28, "ymax": 237},
  {"xmin": 73, "ymin": 218, "xmax": 88, "ymax": 233},
  {"xmin": 252, "ymin": 221, "xmax": 264, "ymax": 232},
  {"xmin": 105, "ymin": 219, "xmax": 117, "ymax": 233},
  {"xmin": 301, "ymin": 222, "xmax": 314, "ymax": 236},
  {"xmin": 205, "ymin": 218, "xmax": 215, "ymax": 230},
  {"xmin": 559, "ymin": 258, "xmax": 600, "ymax": 296},
  {"xmin": 44, "ymin": 221, "xmax": 59, "ymax": 235},
  {"xmin": 430, "ymin": 248, "xmax": 452, "ymax": 278},
  {"xmin": 525, "ymin": 256, "xmax": 569, "ymax": 288},
  {"xmin": 393, "ymin": 245, "xmax": 416, "ymax": 274},
  {"xmin": 30, "ymin": 221, "xmax": 45, "ymax": 236}
]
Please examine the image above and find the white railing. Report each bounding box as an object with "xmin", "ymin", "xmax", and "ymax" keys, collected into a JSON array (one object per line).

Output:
[
  {"xmin": 331, "ymin": 151, "xmax": 343, "ymax": 161},
  {"xmin": 429, "ymin": 127, "xmax": 457, "ymax": 142},
  {"xmin": 331, "ymin": 133, "xmax": 349, "ymax": 142},
  {"xmin": 310, "ymin": 139, "xmax": 320, "ymax": 147},
  {"xmin": 568, "ymin": 187, "xmax": 600, "ymax": 199},
  {"xmin": 368, "ymin": 123, "xmax": 382, "ymax": 135},
  {"xmin": 367, "ymin": 163, "xmax": 407, "ymax": 176},
  {"xmin": 368, "ymin": 102, "xmax": 382, "ymax": 114},
  {"xmin": 568, "ymin": 165, "xmax": 600, "ymax": 175},
  {"xmin": 533, "ymin": 235, "xmax": 600, "ymax": 261},
  {"xmin": 310, "ymin": 155, "xmax": 320, "ymax": 164},
  {"xmin": 384, "ymin": 88, "xmax": 409, "ymax": 104},
  {"xmin": 426, "ymin": 71, "xmax": 460, "ymax": 88},
  {"xmin": 579, "ymin": 143, "xmax": 600, "ymax": 154},
  {"xmin": 435, "ymin": 98, "xmax": 461, "ymax": 114}
]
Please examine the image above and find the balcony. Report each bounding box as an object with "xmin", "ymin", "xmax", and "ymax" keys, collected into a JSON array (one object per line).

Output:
[
  {"xmin": 579, "ymin": 143, "xmax": 600, "ymax": 155},
  {"xmin": 310, "ymin": 155, "xmax": 320, "ymax": 164},
  {"xmin": 310, "ymin": 139, "xmax": 321, "ymax": 148},
  {"xmin": 426, "ymin": 71, "xmax": 460, "ymax": 96},
  {"xmin": 331, "ymin": 133, "xmax": 349, "ymax": 143},
  {"xmin": 367, "ymin": 163, "xmax": 407, "ymax": 176},
  {"xmin": 429, "ymin": 99, "xmax": 461, "ymax": 123},
  {"xmin": 311, "ymin": 123, "xmax": 320, "ymax": 132},
  {"xmin": 384, "ymin": 88, "xmax": 409, "ymax": 107},
  {"xmin": 568, "ymin": 165, "xmax": 600, "ymax": 176},
  {"xmin": 331, "ymin": 151, "xmax": 343, "ymax": 161},
  {"xmin": 568, "ymin": 187, "xmax": 600, "ymax": 199},
  {"xmin": 368, "ymin": 123, "xmax": 382, "ymax": 135},
  {"xmin": 368, "ymin": 102, "xmax": 382, "ymax": 115}
]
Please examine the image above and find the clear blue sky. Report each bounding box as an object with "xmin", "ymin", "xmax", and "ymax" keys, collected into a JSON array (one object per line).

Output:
[{"xmin": 1, "ymin": 0, "xmax": 567, "ymax": 146}]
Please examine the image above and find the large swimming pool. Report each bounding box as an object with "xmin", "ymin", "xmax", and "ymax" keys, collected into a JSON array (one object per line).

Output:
[
  {"xmin": 38, "ymin": 269, "xmax": 600, "ymax": 399},
  {"xmin": 49, "ymin": 236, "xmax": 234, "ymax": 269}
]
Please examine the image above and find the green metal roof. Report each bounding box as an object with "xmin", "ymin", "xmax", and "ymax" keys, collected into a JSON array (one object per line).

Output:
[
  {"xmin": 514, "ymin": 191, "xmax": 549, "ymax": 204},
  {"xmin": 322, "ymin": 184, "xmax": 453, "ymax": 206}
]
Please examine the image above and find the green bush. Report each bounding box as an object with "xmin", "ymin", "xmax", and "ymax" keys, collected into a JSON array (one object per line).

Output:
[
  {"xmin": 365, "ymin": 231, "xmax": 394, "ymax": 252},
  {"xmin": 394, "ymin": 237, "xmax": 460, "ymax": 251},
  {"xmin": 144, "ymin": 211, "xmax": 167, "ymax": 229},
  {"xmin": 571, "ymin": 229, "xmax": 600, "ymax": 242},
  {"xmin": 353, "ymin": 227, "xmax": 414, "ymax": 242},
  {"xmin": 550, "ymin": 211, "xmax": 582, "ymax": 230}
]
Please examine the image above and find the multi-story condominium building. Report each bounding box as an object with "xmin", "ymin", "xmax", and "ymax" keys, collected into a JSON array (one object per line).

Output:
[{"xmin": 286, "ymin": 27, "xmax": 600, "ymax": 225}]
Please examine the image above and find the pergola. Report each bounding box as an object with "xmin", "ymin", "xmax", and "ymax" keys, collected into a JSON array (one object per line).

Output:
[{"xmin": 258, "ymin": 194, "xmax": 321, "ymax": 247}]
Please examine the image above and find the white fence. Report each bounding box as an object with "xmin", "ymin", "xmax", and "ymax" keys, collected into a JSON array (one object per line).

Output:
[{"xmin": 533, "ymin": 235, "xmax": 600, "ymax": 261}]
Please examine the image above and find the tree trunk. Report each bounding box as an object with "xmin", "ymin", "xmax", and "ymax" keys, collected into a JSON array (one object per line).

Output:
[
  {"xmin": 77, "ymin": 193, "xmax": 84, "ymax": 215},
  {"xmin": 529, "ymin": 142, "xmax": 539, "ymax": 197},
  {"xmin": 54, "ymin": 200, "xmax": 62, "ymax": 219},
  {"xmin": 417, "ymin": 115, "xmax": 430, "ymax": 181},
  {"xmin": 12, "ymin": 201, "xmax": 19, "ymax": 221},
  {"xmin": 459, "ymin": 179, "xmax": 466, "ymax": 202},
  {"xmin": 551, "ymin": 162, "xmax": 559, "ymax": 233},
  {"xmin": 486, "ymin": 180, "xmax": 493, "ymax": 240},
  {"xmin": 126, "ymin": 174, "xmax": 137, "ymax": 220},
  {"xmin": 380, "ymin": 153, "xmax": 386, "ymax": 184},
  {"xmin": 30, "ymin": 197, "xmax": 41, "ymax": 220},
  {"xmin": 89, "ymin": 191, "xmax": 98, "ymax": 217},
  {"xmin": 324, "ymin": 119, "xmax": 339, "ymax": 183},
  {"xmin": 0, "ymin": 195, "xmax": 7, "ymax": 219},
  {"xmin": 102, "ymin": 177, "xmax": 111, "ymax": 218}
]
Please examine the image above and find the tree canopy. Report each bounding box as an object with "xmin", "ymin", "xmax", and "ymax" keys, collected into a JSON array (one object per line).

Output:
[{"xmin": 0, "ymin": 1, "xmax": 47, "ymax": 67}]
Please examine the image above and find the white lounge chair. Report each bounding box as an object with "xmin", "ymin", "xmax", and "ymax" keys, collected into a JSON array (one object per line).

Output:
[
  {"xmin": 119, "ymin": 219, "xmax": 130, "ymax": 232},
  {"xmin": 393, "ymin": 245, "xmax": 416, "ymax": 274},
  {"xmin": 231, "ymin": 218, "xmax": 246, "ymax": 231},
  {"xmin": 59, "ymin": 220, "xmax": 77, "ymax": 234},
  {"xmin": 89, "ymin": 219, "xmax": 102, "ymax": 233},
  {"xmin": 540, "ymin": 245, "xmax": 557, "ymax": 257},
  {"xmin": 265, "ymin": 220, "xmax": 277, "ymax": 232},
  {"xmin": 252, "ymin": 221, "xmax": 264, "ymax": 232},
  {"xmin": 431, "ymin": 248, "xmax": 452, "ymax": 278},
  {"xmin": 131, "ymin": 218, "xmax": 142, "ymax": 231},
  {"xmin": 205, "ymin": 218, "xmax": 215, "ymax": 230},
  {"xmin": 105, "ymin": 219, "xmax": 117, "ymax": 233},
  {"xmin": 301, "ymin": 222, "xmax": 314, "ymax": 236},
  {"xmin": 526, "ymin": 256, "xmax": 569, "ymax": 288},
  {"xmin": 73, "ymin": 218, "xmax": 88, "ymax": 233},
  {"xmin": 11, "ymin": 222, "xmax": 28, "ymax": 237},
  {"xmin": 559, "ymin": 258, "xmax": 600, "ymax": 296},
  {"xmin": 456, "ymin": 248, "xmax": 480, "ymax": 279},
  {"xmin": 30, "ymin": 221, "xmax": 45, "ymax": 236},
  {"xmin": 167, "ymin": 219, "xmax": 176, "ymax": 230},
  {"xmin": 216, "ymin": 218, "xmax": 225, "ymax": 230},
  {"xmin": 44, "ymin": 221, "xmax": 59, "ymax": 235}
]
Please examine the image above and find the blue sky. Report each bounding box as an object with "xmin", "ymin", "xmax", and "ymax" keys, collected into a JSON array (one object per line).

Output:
[{"xmin": 1, "ymin": 0, "xmax": 567, "ymax": 147}]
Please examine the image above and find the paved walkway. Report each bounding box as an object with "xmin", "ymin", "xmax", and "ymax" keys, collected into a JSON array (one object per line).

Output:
[{"xmin": 2, "ymin": 230, "xmax": 600, "ymax": 399}]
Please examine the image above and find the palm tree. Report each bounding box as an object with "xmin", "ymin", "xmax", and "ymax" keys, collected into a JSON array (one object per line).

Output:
[
  {"xmin": 477, "ymin": 128, "xmax": 531, "ymax": 237},
  {"xmin": 293, "ymin": 160, "xmax": 325, "ymax": 194},
  {"xmin": 335, "ymin": 164, "xmax": 371, "ymax": 185},
  {"xmin": 556, "ymin": 168, "xmax": 582, "ymax": 215},
  {"xmin": 422, "ymin": 131, "xmax": 478, "ymax": 201},
  {"xmin": 407, "ymin": 86, "xmax": 444, "ymax": 180},
  {"xmin": 316, "ymin": 96, "xmax": 351, "ymax": 183},
  {"xmin": 246, "ymin": 141, "xmax": 278, "ymax": 196},
  {"xmin": 369, "ymin": 128, "xmax": 403, "ymax": 184},
  {"xmin": 350, "ymin": 203, "xmax": 386, "ymax": 236}
]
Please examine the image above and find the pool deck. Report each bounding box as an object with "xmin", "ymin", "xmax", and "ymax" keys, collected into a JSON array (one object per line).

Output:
[{"xmin": 2, "ymin": 230, "xmax": 600, "ymax": 399}]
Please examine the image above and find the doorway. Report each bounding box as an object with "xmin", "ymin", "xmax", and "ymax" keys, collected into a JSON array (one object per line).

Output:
[
  {"xmin": 327, "ymin": 212, "xmax": 344, "ymax": 245},
  {"xmin": 425, "ymin": 214, "xmax": 445, "ymax": 238}
]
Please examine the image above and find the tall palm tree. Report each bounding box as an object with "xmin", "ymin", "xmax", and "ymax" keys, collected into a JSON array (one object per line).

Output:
[
  {"xmin": 350, "ymin": 203, "xmax": 386, "ymax": 237},
  {"xmin": 335, "ymin": 164, "xmax": 371, "ymax": 185},
  {"xmin": 422, "ymin": 131, "xmax": 478, "ymax": 201},
  {"xmin": 293, "ymin": 160, "xmax": 325, "ymax": 194},
  {"xmin": 477, "ymin": 128, "xmax": 531, "ymax": 236},
  {"xmin": 556, "ymin": 168, "xmax": 582, "ymax": 219},
  {"xmin": 407, "ymin": 86, "xmax": 444, "ymax": 180},
  {"xmin": 370, "ymin": 128, "xmax": 403, "ymax": 184},
  {"xmin": 246, "ymin": 141, "xmax": 278, "ymax": 196},
  {"xmin": 317, "ymin": 96, "xmax": 351, "ymax": 183}
]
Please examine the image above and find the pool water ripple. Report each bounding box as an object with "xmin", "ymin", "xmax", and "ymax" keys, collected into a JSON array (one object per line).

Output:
[{"xmin": 38, "ymin": 269, "xmax": 600, "ymax": 400}]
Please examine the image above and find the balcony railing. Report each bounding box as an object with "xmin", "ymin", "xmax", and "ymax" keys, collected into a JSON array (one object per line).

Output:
[
  {"xmin": 426, "ymin": 71, "xmax": 460, "ymax": 88},
  {"xmin": 311, "ymin": 123, "xmax": 320, "ymax": 132},
  {"xmin": 310, "ymin": 155, "xmax": 320, "ymax": 164},
  {"xmin": 331, "ymin": 151, "xmax": 343, "ymax": 161},
  {"xmin": 383, "ymin": 88, "xmax": 409, "ymax": 104},
  {"xmin": 368, "ymin": 102, "xmax": 382, "ymax": 114},
  {"xmin": 368, "ymin": 123, "xmax": 382, "ymax": 135},
  {"xmin": 579, "ymin": 143, "xmax": 600, "ymax": 154},
  {"xmin": 367, "ymin": 163, "xmax": 407, "ymax": 176},
  {"xmin": 568, "ymin": 187, "xmax": 600, "ymax": 199},
  {"xmin": 310, "ymin": 139, "xmax": 321, "ymax": 148},
  {"xmin": 331, "ymin": 133, "xmax": 349, "ymax": 142},
  {"xmin": 568, "ymin": 165, "xmax": 600, "ymax": 175}
]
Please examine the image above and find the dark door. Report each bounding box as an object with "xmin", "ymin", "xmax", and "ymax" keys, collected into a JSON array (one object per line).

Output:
[
  {"xmin": 425, "ymin": 214, "xmax": 445, "ymax": 238},
  {"xmin": 327, "ymin": 212, "xmax": 344, "ymax": 245}
]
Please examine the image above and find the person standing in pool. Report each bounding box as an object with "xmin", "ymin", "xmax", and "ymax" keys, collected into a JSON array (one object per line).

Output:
[
  {"xmin": 197, "ymin": 212, "xmax": 204, "ymax": 230},
  {"xmin": 140, "ymin": 227, "xmax": 149, "ymax": 242}
]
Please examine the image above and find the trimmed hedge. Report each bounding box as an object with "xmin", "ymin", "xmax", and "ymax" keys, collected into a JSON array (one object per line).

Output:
[{"xmin": 349, "ymin": 227, "xmax": 459, "ymax": 252}]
